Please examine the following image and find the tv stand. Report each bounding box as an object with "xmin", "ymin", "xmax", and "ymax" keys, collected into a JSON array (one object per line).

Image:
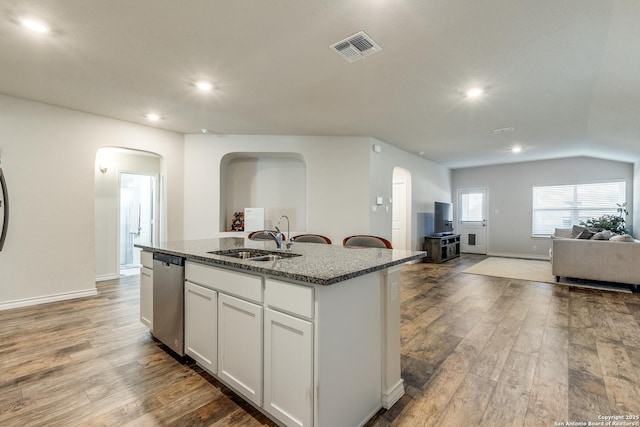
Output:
[
  {"xmin": 433, "ymin": 232, "xmax": 454, "ymax": 237},
  {"xmin": 424, "ymin": 234, "xmax": 460, "ymax": 263}
]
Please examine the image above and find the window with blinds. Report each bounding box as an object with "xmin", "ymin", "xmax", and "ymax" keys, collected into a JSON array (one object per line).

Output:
[{"xmin": 532, "ymin": 181, "xmax": 626, "ymax": 236}]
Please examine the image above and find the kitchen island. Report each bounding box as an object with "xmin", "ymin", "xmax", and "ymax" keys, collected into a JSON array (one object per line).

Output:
[{"xmin": 137, "ymin": 237, "xmax": 425, "ymax": 427}]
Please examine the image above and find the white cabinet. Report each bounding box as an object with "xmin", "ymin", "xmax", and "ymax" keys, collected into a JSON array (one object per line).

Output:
[
  {"xmin": 263, "ymin": 278, "xmax": 314, "ymax": 427},
  {"xmin": 185, "ymin": 261, "xmax": 262, "ymax": 303},
  {"xmin": 140, "ymin": 267, "xmax": 153, "ymax": 329},
  {"xmin": 185, "ymin": 261, "xmax": 264, "ymax": 406},
  {"xmin": 185, "ymin": 281, "xmax": 217, "ymax": 374},
  {"xmin": 264, "ymin": 308, "xmax": 313, "ymax": 427},
  {"xmin": 218, "ymin": 292, "xmax": 263, "ymax": 406},
  {"xmin": 140, "ymin": 250, "xmax": 154, "ymax": 330},
  {"xmin": 147, "ymin": 256, "xmax": 399, "ymax": 426}
]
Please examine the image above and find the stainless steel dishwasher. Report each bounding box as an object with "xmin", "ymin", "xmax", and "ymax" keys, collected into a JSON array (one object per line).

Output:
[{"xmin": 152, "ymin": 252, "xmax": 185, "ymax": 356}]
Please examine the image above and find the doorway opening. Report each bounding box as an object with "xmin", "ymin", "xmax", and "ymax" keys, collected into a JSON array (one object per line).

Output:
[
  {"xmin": 95, "ymin": 147, "xmax": 162, "ymax": 281},
  {"xmin": 120, "ymin": 173, "xmax": 156, "ymax": 274},
  {"xmin": 392, "ymin": 167, "xmax": 412, "ymax": 250}
]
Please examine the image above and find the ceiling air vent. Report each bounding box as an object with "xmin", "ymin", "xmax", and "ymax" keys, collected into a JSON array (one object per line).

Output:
[{"xmin": 330, "ymin": 31, "xmax": 381, "ymax": 63}]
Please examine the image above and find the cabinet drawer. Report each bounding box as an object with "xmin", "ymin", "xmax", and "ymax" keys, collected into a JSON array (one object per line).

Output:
[
  {"xmin": 186, "ymin": 261, "xmax": 263, "ymax": 303},
  {"xmin": 265, "ymin": 279, "xmax": 314, "ymax": 319},
  {"xmin": 141, "ymin": 251, "xmax": 153, "ymax": 268}
]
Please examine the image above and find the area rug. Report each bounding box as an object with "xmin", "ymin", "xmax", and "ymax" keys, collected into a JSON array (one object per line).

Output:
[{"xmin": 463, "ymin": 257, "xmax": 632, "ymax": 293}]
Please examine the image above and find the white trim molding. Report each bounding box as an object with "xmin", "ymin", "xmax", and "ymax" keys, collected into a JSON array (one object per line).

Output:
[
  {"xmin": 487, "ymin": 251, "xmax": 550, "ymax": 261},
  {"xmin": 382, "ymin": 378, "xmax": 405, "ymax": 409},
  {"xmin": 0, "ymin": 288, "xmax": 98, "ymax": 311},
  {"xmin": 96, "ymin": 273, "xmax": 120, "ymax": 282}
]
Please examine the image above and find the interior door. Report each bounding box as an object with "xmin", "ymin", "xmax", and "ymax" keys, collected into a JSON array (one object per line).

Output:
[
  {"xmin": 120, "ymin": 173, "xmax": 156, "ymax": 268},
  {"xmin": 458, "ymin": 188, "xmax": 487, "ymax": 254}
]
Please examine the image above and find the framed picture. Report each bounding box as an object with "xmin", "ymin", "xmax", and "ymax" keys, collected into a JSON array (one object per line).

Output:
[{"xmin": 231, "ymin": 211, "xmax": 244, "ymax": 231}]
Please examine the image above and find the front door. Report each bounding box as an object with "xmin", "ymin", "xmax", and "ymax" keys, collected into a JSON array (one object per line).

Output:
[{"xmin": 458, "ymin": 188, "xmax": 487, "ymax": 254}]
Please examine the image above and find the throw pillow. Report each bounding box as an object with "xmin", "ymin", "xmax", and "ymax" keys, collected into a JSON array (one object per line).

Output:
[
  {"xmin": 576, "ymin": 229, "xmax": 594, "ymax": 239},
  {"xmin": 571, "ymin": 225, "xmax": 586, "ymax": 238},
  {"xmin": 591, "ymin": 230, "xmax": 614, "ymax": 240},
  {"xmin": 610, "ymin": 234, "xmax": 635, "ymax": 242}
]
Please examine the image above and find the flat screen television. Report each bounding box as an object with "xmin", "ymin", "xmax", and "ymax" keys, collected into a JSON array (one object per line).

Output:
[{"xmin": 434, "ymin": 201, "xmax": 454, "ymax": 236}]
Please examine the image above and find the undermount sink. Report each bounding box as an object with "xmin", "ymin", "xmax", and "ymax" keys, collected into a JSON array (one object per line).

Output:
[
  {"xmin": 208, "ymin": 248, "xmax": 301, "ymax": 262},
  {"xmin": 249, "ymin": 254, "xmax": 283, "ymax": 261},
  {"xmin": 227, "ymin": 250, "xmax": 261, "ymax": 259}
]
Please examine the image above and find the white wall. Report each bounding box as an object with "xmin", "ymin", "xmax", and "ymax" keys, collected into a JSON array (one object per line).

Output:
[
  {"xmin": 452, "ymin": 156, "xmax": 634, "ymax": 259},
  {"xmin": 368, "ymin": 139, "xmax": 452, "ymax": 251},
  {"xmin": 0, "ymin": 94, "xmax": 184, "ymax": 308},
  {"xmin": 0, "ymin": 94, "xmax": 460, "ymax": 308},
  {"xmin": 184, "ymin": 135, "xmax": 371, "ymax": 245},
  {"xmin": 223, "ymin": 154, "xmax": 307, "ymax": 231}
]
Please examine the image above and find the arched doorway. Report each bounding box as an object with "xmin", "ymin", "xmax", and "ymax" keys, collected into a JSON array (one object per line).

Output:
[
  {"xmin": 95, "ymin": 147, "xmax": 162, "ymax": 281},
  {"xmin": 392, "ymin": 167, "xmax": 412, "ymax": 250}
]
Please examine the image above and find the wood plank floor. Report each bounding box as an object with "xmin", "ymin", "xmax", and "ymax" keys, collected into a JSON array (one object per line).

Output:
[{"xmin": 2, "ymin": 255, "xmax": 640, "ymax": 426}]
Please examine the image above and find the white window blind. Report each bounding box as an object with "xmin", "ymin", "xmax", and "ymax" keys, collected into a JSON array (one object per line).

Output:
[{"xmin": 532, "ymin": 181, "xmax": 626, "ymax": 236}]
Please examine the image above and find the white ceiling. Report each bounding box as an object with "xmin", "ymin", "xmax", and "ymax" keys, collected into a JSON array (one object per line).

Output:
[{"xmin": 1, "ymin": 0, "xmax": 639, "ymax": 169}]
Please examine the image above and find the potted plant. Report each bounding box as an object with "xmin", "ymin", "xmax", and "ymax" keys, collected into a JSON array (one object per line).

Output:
[{"xmin": 580, "ymin": 202, "xmax": 629, "ymax": 235}]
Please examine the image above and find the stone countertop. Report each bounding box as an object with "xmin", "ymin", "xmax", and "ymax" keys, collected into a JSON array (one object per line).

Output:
[{"xmin": 136, "ymin": 237, "xmax": 426, "ymax": 286}]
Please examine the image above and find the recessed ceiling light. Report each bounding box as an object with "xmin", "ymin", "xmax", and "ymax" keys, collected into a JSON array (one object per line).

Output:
[
  {"xmin": 21, "ymin": 18, "xmax": 50, "ymax": 33},
  {"xmin": 146, "ymin": 113, "xmax": 160, "ymax": 122},
  {"xmin": 195, "ymin": 81, "xmax": 213, "ymax": 92},
  {"xmin": 511, "ymin": 146, "xmax": 522, "ymax": 153},
  {"xmin": 465, "ymin": 87, "xmax": 484, "ymax": 98},
  {"xmin": 201, "ymin": 128, "xmax": 209, "ymax": 134}
]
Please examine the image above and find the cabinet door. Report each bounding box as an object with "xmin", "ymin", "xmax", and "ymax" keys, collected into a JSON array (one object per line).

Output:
[
  {"xmin": 264, "ymin": 308, "xmax": 313, "ymax": 427},
  {"xmin": 185, "ymin": 281, "xmax": 217, "ymax": 374},
  {"xmin": 218, "ymin": 293, "xmax": 263, "ymax": 406},
  {"xmin": 447, "ymin": 244, "xmax": 456, "ymax": 258},
  {"xmin": 140, "ymin": 266, "xmax": 153, "ymax": 330}
]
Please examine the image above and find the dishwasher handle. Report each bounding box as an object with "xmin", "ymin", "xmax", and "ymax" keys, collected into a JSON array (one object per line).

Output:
[{"xmin": 153, "ymin": 252, "xmax": 185, "ymax": 266}]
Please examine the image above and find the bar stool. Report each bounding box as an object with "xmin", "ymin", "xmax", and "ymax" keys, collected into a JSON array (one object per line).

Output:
[{"xmin": 342, "ymin": 235, "xmax": 393, "ymax": 249}]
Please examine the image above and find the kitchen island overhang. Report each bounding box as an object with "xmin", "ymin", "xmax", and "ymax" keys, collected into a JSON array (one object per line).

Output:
[
  {"xmin": 137, "ymin": 238, "xmax": 426, "ymax": 427},
  {"xmin": 137, "ymin": 237, "xmax": 425, "ymax": 286}
]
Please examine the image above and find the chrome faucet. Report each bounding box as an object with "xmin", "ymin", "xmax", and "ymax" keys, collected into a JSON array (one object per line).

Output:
[
  {"xmin": 277, "ymin": 215, "xmax": 292, "ymax": 250},
  {"xmin": 266, "ymin": 229, "xmax": 284, "ymax": 250}
]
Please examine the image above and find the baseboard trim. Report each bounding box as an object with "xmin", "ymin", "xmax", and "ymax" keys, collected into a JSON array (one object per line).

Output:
[
  {"xmin": 382, "ymin": 379, "xmax": 405, "ymax": 409},
  {"xmin": 0, "ymin": 288, "xmax": 98, "ymax": 311},
  {"xmin": 96, "ymin": 273, "xmax": 120, "ymax": 282},
  {"xmin": 487, "ymin": 252, "xmax": 550, "ymax": 261}
]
